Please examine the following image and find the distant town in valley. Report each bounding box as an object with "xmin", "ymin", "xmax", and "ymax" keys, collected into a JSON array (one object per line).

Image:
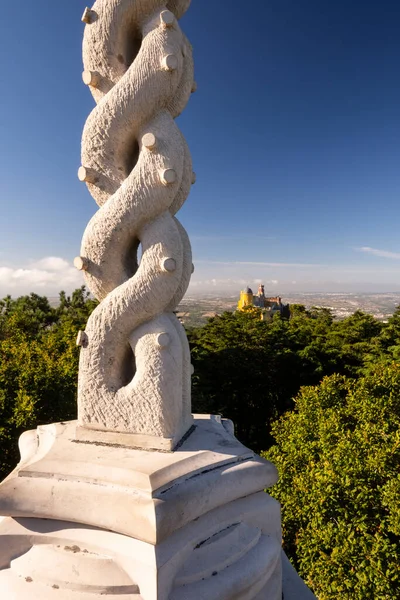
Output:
[
  {"xmin": 43, "ymin": 288, "xmax": 400, "ymax": 329},
  {"xmin": 175, "ymin": 290, "xmax": 400, "ymax": 328}
]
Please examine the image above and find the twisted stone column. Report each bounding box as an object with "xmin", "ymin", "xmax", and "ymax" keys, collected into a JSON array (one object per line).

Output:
[
  {"xmin": 0, "ymin": 5, "xmax": 288, "ymax": 598},
  {"xmin": 76, "ymin": 0, "xmax": 195, "ymax": 445}
]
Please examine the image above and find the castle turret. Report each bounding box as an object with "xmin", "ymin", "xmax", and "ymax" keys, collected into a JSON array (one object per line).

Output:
[{"xmin": 237, "ymin": 286, "xmax": 253, "ymax": 310}]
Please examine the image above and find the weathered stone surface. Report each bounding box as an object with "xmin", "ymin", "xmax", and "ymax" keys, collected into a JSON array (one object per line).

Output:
[
  {"xmin": 0, "ymin": 516, "xmax": 315, "ymax": 600},
  {"xmin": 77, "ymin": 0, "xmax": 194, "ymax": 440},
  {"xmin": 0, "ymin": 417, "xmax": 283, "ymax": 599},
  {"xmin": 0, "ymin": 416, "xmax": 278, "ymax": 545},
  {"xmin": 281, "ymin": 552, "xmax": 317, "ymax": 599},
  {"xmin": 0, "ymin": 1, "xmax": 299, "ymax": 597},
  {"xmin": 0, "ymin": 497, "xmax": 282, "ymax": 600}
]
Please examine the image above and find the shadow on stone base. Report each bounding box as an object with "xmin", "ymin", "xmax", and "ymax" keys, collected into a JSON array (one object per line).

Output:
[{"xmin": 0, "ymin": 415, "xmax": 284, "ymax": 599}]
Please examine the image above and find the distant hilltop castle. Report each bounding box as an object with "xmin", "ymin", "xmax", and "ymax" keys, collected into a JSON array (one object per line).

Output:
[{"xmin": 238, "ymin": 283, "xmax": 290, "ymax": 320}]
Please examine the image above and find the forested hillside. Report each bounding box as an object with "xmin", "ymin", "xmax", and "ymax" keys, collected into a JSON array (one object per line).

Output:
[
  {"xmin": 189, "ymin": 304, "xmax": 390, "ymax": 450},
  {"xmin": 0, "ymin": 288, "xmax": 97, "ymax": 479},
  {"xmin": 0, "ymin": 289, "xmax": 399, "ymax": 598}
]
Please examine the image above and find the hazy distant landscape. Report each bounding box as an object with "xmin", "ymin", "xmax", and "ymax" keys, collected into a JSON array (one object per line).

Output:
[
  {"xmin": 174, "ymin": 292, "xmax": 400, "ymax": 327},
  {"xmin": 45, "ymin": 291, "xmax": 400, "ymax": 328}
]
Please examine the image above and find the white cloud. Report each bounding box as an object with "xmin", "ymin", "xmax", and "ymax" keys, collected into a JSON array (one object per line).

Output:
[
  {"xmin": 357, "ymin": 246, "xmax": 400, "ymax": 260},
  {"xmin": 253, "ymin": 279, "xmax": 278, "ymax": 286},
  {"xmin": 0, "ymin": 257, "xmax": 84, "ymax": 297},
  {"xmin": 32, "ymin": 257, "xmax": 71, "ymax": 271}
]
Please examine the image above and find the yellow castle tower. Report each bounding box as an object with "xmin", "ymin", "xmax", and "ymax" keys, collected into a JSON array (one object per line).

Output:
[
  {"xmin": 238, "ymin": 284, "xmax": 289, "ymax": 320},
  {"xmin": 237, "ymin": 286, "xmax": 254, "ymax": 310}
]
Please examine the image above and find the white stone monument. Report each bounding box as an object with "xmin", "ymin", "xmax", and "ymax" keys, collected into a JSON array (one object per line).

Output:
[{"xmin": 0, "ymin": 1, "xmax": 286, "ymax": 598}]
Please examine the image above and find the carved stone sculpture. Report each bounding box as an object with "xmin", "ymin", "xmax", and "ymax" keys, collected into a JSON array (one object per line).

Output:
[
  {"xmin": 76, "ymin": 0, "xmax": 195, "ymax": 448},
  {"xmin": 0, "ymin": 2, "xmax": 291, "ymax": 598}
]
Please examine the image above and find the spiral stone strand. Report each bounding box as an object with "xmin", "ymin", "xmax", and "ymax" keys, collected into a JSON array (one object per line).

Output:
[{"xmin": 76, "ymin": 0, "xmax": 196, "ymax": 447}]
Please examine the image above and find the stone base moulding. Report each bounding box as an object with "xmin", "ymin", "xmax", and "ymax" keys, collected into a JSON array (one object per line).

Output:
[
  {"xmin": 0, "ymin": 415, "xmax": 283, "ymax": 599},
  {"xmin": 75, "ymin": 419, "xmax": 193, "ymax": 452}
]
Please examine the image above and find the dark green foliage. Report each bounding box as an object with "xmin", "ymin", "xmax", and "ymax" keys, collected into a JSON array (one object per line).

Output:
[
  {"xmin": 188, "ymin": 306, "xmax": 385, "ymax": 451},
  {"xmin": 188, "ymin": 309, "xmax": 295, "ymax": 450},
  {"xmin": 0, "ymin": 293, "xmax": 57, "ymax": 339},
  {"xmin": 263, "ymin": 365, "xmax": 400, "ymax": 599},
  {"xmin": 189, "ymin": 304, "xmax": 400, "ymax": 597},
  {"xmin": 1, "ymin": 290, "xmax": 400, "ymax": 598},
  {"xmin": 0, "ymin": 287, "xmax": 97, "ymax": 479}
]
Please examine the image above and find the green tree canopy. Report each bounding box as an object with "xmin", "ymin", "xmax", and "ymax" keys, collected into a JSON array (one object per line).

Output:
[
  {"xmin": 189, "ymin": 306, "xmax": 387, "ymax": 451},
  {"xmin": 263, "ymin": 364, "xmax": 400, "ymax": 599},
  {"xmin": 0, "ymin": 287, "xmax": 97, "ymax": 479},
  {"xmin": 0, "ymin": 290, "xmax": 399, "ymax": 597}
]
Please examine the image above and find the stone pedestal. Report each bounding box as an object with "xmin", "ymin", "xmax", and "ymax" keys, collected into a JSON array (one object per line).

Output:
[{"xmin": 0, "ymin": 415, "xmax": 282, "ymax": 599}]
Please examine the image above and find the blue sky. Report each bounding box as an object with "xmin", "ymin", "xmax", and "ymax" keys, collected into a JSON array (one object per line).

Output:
[{"xmin": 1, "ymin": 0, "xmax": 400, "ymax": 296}]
